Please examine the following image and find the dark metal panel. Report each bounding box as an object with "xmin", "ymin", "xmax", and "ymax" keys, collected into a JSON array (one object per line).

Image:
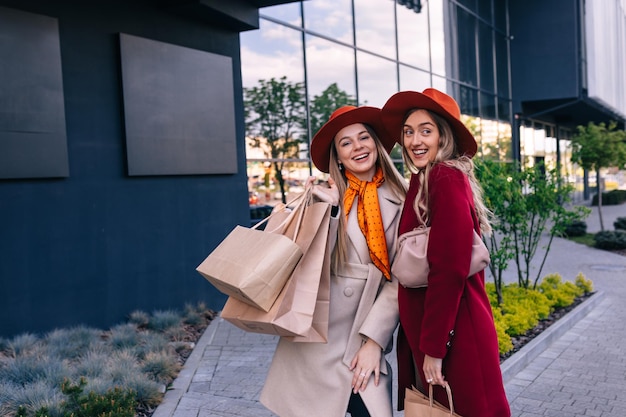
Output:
[
  {"xmin": 0, "ymin": 6, "xmax": 69, "ymax": 178},
  {"xmin": 119, "ymin": 33, "xmax": 238, "ymax": 176}
]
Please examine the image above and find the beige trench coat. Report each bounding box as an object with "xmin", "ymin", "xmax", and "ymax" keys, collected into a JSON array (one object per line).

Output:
[{"xmin": 260, "ymin": 182, "xmax": 402, "ymax": 417}]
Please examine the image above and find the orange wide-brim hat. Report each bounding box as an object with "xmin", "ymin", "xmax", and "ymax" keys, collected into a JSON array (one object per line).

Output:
[
  {"xmin": 380, "ymin": 88, "xmax": 477, "ymax": 158},
  {"xmin": 310, "ymin": 105, "xmax": 396, "ymax": 173}
]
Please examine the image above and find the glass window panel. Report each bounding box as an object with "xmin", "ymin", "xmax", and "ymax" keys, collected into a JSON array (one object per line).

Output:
[
  {"xmin": 498, "ymin": 121, "xmax": 513, "ymax": 162},
  {"xmin": 396, "ymin": 1, "xmax": 430, "ymax": 70},
  {"xmin": 478, "ymin": 21, "xmax": 494, "ymax": 92},
  {"xmin": 479, "ymin": 118, "xmax": 499, "ymax": 160},
  {"xmin": 497, "ymin": 97, "xmax": 511, "ymax": 123},
  {"xmin": 480, "ymin": 92, "xmax": 496, "ymax": 119},
  {"xmin": 456, "ymin": 7, "xmax": 478, "ymax": 86},
  {"xmin": 240, "ymin": 20, "xmax": 304, "ymax": 89},
  {"xmin": 429, "ymin": 0, "xmax": 446, "ymax": 76},
  {"xmin": 303, "ymin": 0, "xmax": 352, "ymax": 43},
  {"xmin": 354, "ymin": 0, "xmax": 395, "ymax": 59},
  {"xmin": 260, "ymin": 3, "xmax": 301, "ymax": 26},
  {"xmin": 305, "ymin": 35, "xmax": 356, "ymax": 134},
  {"xmin": 459, "ymin": 85, "xmax": 479, "ymax": 117},
  {"xmin": 356, "ymin": 51, "xmax": 397, "ymax": 107},
  {"xmin": 457, "ymin": 0, "xmax": 477, "ymax": 13},
  {"xmin": 478, "ymin": 0, "xmax": 492, "ymax": 23},
  {"xmin": 495, "ymin": 33, "xmax": 509, "ymax": 98},
  {"xmin": 305, "ymin": 36, "xmax": 356, "ymax": 100},
  {"xmin": 494, "ymin": 0, "xmax": 506, "ymax": 31},
  {"xmin": 432, "ymin": 74, "xmax": 447, "ymax": 92},
  {"xmin": 399, "ymin": 65, "xmax": 431, "ymax": 91}
]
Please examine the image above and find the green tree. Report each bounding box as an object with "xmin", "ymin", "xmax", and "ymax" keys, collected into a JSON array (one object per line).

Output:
[
  {"xmin": 476, "ymin": 160, "xmax": 590, "ymax": 299},
  {"xmin": 308, "ymin": 83, "xmax": 356, "ymax": 137},
  {"xmin": 244, "ymin": 76, "xmax": 306, "ymax": 203},
  {"xmin": 571, "ymin": 121, "xmax": 626, "ymax": 230}
]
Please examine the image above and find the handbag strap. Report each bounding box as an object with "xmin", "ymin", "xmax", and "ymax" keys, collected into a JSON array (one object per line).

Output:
[{"xmin": 428, "ymin": 383, "xmax": 455, "ymax": 415}]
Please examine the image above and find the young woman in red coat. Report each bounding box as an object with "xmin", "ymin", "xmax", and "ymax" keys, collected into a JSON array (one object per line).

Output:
[{"xmin": 381, "ymin": 88, "xmax": 510, "ymax": 416}]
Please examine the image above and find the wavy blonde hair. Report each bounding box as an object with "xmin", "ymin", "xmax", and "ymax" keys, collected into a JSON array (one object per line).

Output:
[
  {"xmin": 401, "ymin": 109, "xmax": 492, "ymax": 235},
  {"xmin": 327, "ymin": 124, "xmax": 408, "ymax": 266}
]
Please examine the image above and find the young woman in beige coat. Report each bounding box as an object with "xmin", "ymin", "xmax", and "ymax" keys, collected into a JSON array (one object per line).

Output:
[{"xmin": 260, "ymin": 106, "xmax": 407, "ymax": 416}]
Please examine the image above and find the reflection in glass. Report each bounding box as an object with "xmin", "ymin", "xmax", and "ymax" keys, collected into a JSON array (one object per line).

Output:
[
  {"xmin": 303, "ymin": 0, "xmax": 352, "ymax": 43},
  {"xmin": 432, "ymin": 74, "xmax": 447, "ymax": 92},
  {"xmin": 355, "ymin": 0, "xmax": 395, "ymax": 59},
  {"xmin": 305, "ymin": 35, "xmax": 356, "ymax": 99},
  {"xmin": 429, "ymin": 0, "xmax": 446, "ymax": 76},
  {"xmin": 495, "ymin": 32, "xmax": 509, "ymax": 98},
  {"xmin": 459, "ymin": 85, "xmax": 479, "ymax": 117},
  {"xmin": 498, "ymin": 121, "xmax": 513, "ymax": 162},
  {"xmin": 399, "ymin": 65, "xmax": 431, "ymax": 91},
  {"xmin": 305, "ymin": 35, "xmax": 356, "ymax": 137},
  {"xmin": 240, "ymin": 19, "xmax": 304, "ymax": 88},
  {"xmin": 456, "ymin": 7, "xmax": 478, "ymax": 86},
  {"xmin": 260, "ymin": 3, "xmax": 301, "ymax": 26},
  {"xmin": 480, "ymin": 92, "xmax": 496, "ymax": 119},
  {"xmin": 478, "ymin": 21, "xmax": 494, "ymax": 93},
  {"xmin": 396, "ymin": 2, "xmax": 430, "ymax": 70},
  {"xmin": 356, "ymin": 51, "xmax": 397, "ymax": 107}
]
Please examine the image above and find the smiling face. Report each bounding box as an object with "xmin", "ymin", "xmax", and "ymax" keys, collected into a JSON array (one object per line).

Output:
[
  {"xmin": 333, "ymin": 123, "xmax": 379, "ymax": 181},
  {"xmin": 402, "ymin": 109, "xmax": 440, "ymax": 170}
]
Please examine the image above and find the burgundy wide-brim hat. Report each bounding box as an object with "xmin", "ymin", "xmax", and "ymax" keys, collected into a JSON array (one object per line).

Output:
[
  {"xmin": 310, "ymin": 105, "xmax": 396, "ymax": 173},
  {"xmin": 380, "ymin": 88, "xmax": 477, "ymax": 158}
]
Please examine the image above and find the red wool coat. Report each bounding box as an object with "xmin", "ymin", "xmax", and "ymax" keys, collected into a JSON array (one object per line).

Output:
[{"xmin": 396, "ymin": 164, "xmax": 510, "ymax": 417}]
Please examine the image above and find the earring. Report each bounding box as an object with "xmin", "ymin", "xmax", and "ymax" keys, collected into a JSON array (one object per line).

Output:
[{"xmin": 338, "ymin": 162, "xmax": 343, "ymax": 170}]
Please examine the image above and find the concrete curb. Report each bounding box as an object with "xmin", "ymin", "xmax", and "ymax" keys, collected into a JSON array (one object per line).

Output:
[
  {"xmin": 500, "ymin": 290, "xmax": 605, "ymax": 383},
  {"xmin": 151, "ymin": 316, "xmax": 223, "ymax": 417}
]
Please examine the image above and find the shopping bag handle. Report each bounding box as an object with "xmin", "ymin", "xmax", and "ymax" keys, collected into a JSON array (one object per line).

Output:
[
  {"xmin": 428, "ymin": 383, "xmax": 455, "ymax": 415},
  {"xmin": 252, "ymin": 184, "xmax": 314, "ymax": 242}
]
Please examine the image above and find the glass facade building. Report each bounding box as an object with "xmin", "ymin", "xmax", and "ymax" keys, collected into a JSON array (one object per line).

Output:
[{"xmin": 242, "ymin": 0, "xmax": 626, "ymax": 204}]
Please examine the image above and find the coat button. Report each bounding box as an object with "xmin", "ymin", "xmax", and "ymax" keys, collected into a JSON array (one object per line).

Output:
[
  {"xmin": 446, "ymin": 341, "xmax": 452, "ymax": 349},
  {"xmin": 344, "ymin": 287, "xmax": 354, "ymax": 297},
  {"xmin": 449, "ymin": 330, "xmax": 455, "ymax": 337}
]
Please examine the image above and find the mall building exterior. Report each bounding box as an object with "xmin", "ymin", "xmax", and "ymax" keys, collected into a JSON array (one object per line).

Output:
[{"xmin": 0, "ymin": 0, "xmax": 624, "ymax": 336}]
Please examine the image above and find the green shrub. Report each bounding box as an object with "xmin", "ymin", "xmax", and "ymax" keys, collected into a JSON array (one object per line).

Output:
[
  {"xmin": 4, "ymin": 334, "xmax": 41, "ymax": 358},
  {"xmin": 45, "ymin": 327, "xmax": 103, "ymax": 361},
  {"xmin": 488, "ymin": 274, "xmax": 594, "ymax": 356},
  {"xmin": 490, "ymin": 308, "xmax": 513, "ymax": 354},
  {"xmin": 591, "ymin": 189, "xmax": 626, "ymax": 206},
  {"xmin": 594, "ymin": 230, "xmax": 626, "ymax": 250},
  {"xmin": 575, "ymin": 273, "xmax": 594, "ymax": 293},
  {"xmin": 538, "ymin": 273, "xmax": 584, "ymax": 308},
  {"xmin": 141, "ymin": 351, "xmax": 181, "ymax": 384},
  {"xmin": 60, "ymin": 378, "xmax": 136, "ymax": 417},
  {"xmin": 0, "ymin": 305, "xmax": 215, "ymax": 416},
  {"xmin": 128, "ymin": 310, "xmax": 150, "ymax": 329},
  {"xmin": 614, "ymin": 216, "xmax": 626, "ymax": 231},
  {"xmin": 147, "ymin": 310, "xmax": 182, "ymax": 332},
  {"xmin": 562, "ymin": 219, "xmax": 587, "ymax": 237}
]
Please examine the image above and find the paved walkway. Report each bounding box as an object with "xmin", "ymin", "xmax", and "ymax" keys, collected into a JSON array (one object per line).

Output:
[{"xmin": 154, "ymin": 203, "xmax": 626, "ymax": 417}]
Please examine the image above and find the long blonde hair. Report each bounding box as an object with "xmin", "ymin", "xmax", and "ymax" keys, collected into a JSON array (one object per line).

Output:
[
  {"xmin": 402, "ymin": 109, "xmax": 492, "ymax": 235},
  {"xmin": 327, "ymin": 124, "xmax": 408, "ymax": 266}
]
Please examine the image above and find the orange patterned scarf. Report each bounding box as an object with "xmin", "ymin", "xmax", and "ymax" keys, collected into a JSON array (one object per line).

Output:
[{"xmin": 343, "ymin": 167, "xmax": 390, "ymax": 280}]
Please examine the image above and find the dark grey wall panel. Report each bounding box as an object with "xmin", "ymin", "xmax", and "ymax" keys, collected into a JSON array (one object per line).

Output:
[
  {"xmin": 0, "ymin": 6, "xmax": 69, "ymax": 178},
  {"xmin": 120, "ymin": 33, "xmax": 238, "ymax": 176}
]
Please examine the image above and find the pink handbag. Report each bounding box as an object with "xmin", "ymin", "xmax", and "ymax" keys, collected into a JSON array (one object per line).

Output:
[{"xmin": 391, "ymin": 226, "xmax": 490, "ymax": 288}]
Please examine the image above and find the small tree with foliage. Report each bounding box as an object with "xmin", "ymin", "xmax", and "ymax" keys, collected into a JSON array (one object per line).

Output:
[
  {"xmin": 571, "ymin": 121, "xmax": 626, "ymax": 230},
  {"xmin": 244, "ymin": 76, "xmax": 306, "ymax": 203},
  {"xmin": 476, "ymin": 160, "xmax": 590, "ymax": 299}
]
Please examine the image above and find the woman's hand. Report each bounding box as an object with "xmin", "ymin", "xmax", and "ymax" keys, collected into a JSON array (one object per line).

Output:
[
  {"xmin": 349, "ymin": 338, "xmax": 382, "ymax": 393},
  {"xmin": 306, "ymin": 176, "xmax": 339, "ymax": 206},
  {"xmin": 423, "ymin": 354, "xmax": 446, "ymax": 387}
]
